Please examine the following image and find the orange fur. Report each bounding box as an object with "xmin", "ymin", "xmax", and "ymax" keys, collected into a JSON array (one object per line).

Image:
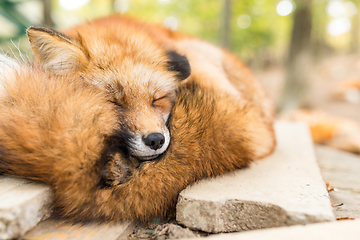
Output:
[
  {"xmin": 0, "ymin": 62, "xmax": 272, "ymax": 222},
  {"xmin": 0, "ymin": 15, "xmax": 276, "ymax": 223},
  {"xmin": 27, "ymin": 14, "xmax": 275, "ymax": 160}
]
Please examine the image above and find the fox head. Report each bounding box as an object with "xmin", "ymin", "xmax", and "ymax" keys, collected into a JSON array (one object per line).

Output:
[{"xmin": 27, "ymin": 23, "xmax": 191, "ymax": 161}]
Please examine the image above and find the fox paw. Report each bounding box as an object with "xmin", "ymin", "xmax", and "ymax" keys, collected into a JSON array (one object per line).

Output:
[{"xmin": 101, "ymin": 153, "xmax": 139, "ymax": 186}]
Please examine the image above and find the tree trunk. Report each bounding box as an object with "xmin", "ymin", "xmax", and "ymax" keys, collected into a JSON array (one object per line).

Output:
[
  {"xmin": 278, "ymin": 0, "xmax": 312, "ymax": 114},
  {"xmin": 43, "ymin": 0, "xmax": 53, "ymax": 27},
  {"xmin": 221, "ymin": 0, "xmax": 231, "ymax": 48},
  {"xmin": 350, "ymin": 2, "xmax": 360, "ymax": 53}
]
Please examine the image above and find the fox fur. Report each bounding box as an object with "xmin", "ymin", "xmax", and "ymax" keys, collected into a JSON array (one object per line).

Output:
[
  {"xmin": 0, "ymin": 15, "xmax": 276, "ymax": 223},
  {"xmin": 27, "ymin": 14, "xmax": 275, "ymax": 161},
  {"xmin": 0, "ymin": 58, "xmax": 272, "ymax": 222}
]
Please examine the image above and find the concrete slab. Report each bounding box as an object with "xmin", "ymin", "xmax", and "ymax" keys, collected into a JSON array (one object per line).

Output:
[
  {"xmin": 316, "ymin": 145, "xmax": 360, "ymax": 219},
  {"xmin": 330, "ymin": 190, "xmax": 360, "ymax": 219},
  {"xmin": 0, "ymin": 176, "xmax": 28, "ymax": 195},
  {"xmin": 24, "ymin": 219, "xmax": 134, "ymax": 240},
  {"xmin": 182, "ymin": 219, "xmax": 360, "ymax": 240},
  {"xmin": 0, "ymin": 176, "xmax": 53, "ymax": 239},
  {"xmin": 316, "ymin": 145, "xmax": 360, "ymax": 191},
  {"xmin": 176, "ymin": 121, "xmax": 335, "ymax": 233}
]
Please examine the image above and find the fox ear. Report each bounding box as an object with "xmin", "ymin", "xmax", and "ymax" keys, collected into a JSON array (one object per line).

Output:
[
  {"xmin": 27, "ymin": 26, "xmax": 89, "ymax": 73},
  {"xmin": 167, "ymin": 51, "xmax": 191, "ymax": 81}
]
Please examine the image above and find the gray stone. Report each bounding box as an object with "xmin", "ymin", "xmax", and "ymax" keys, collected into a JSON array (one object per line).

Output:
[
  {"xmin": 330, "ymin": 190, "xmax": 360, "ymax": 219},
  {"xmin": 24, "ymin": 219, "xmax": 134, "ymax": 240},
  {"xmin": 316, "ymin": 145, "xmax": 360, "ymax": 191},
  {"xmin": 0, "ymin": 176, "xmax": 52, "ymax": 239},
  {"xmin": 0, "ymin": 176, "xmax": 134, "ymax": 240},
  {"xmin": 182, "ymin": 219, "xmax": 360, "ymax": 240},
  {"xmin": 176, "ymin": 121, "xmax": 335, "ymax": 233},
  {"xmin": 316, "ymin": 145, "xmax": 360, "ymax": 219}
]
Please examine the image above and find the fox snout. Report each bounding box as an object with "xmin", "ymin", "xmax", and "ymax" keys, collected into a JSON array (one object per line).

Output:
[
  {"xmin": 124, "ymin": 102, "xmax": 173, "ymax": 161},
  {"xmin": 128, "ymin": 128, "xmax": 170, "ymax": 161},
  {"xmin": 142, "ymin": 132, "xmax": 165, "ymax": 150}
]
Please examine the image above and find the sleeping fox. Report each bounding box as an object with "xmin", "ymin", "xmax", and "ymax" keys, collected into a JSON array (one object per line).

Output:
[
  {"xmin": 27, "ymin": 14, "xmax": 275, "ymax": 162},
  {"xmin": 0, "ymin": 55, "xmax": 274, "ymax": 222},
  {"xmin": 0, "ymin": 15, "xmax": 276, "ymax": 223}
]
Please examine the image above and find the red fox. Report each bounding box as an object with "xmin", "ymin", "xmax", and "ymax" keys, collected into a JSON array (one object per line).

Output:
[
  {"xmin": 27, "ymin": 15, "xmax": 275, "ymax": 161},
  {"xmin": 0, "ymin": 15, "xmax": 276, "ymax": 223}
]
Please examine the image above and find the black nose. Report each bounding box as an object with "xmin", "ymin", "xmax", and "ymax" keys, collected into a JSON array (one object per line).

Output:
[{"xmin": 143, "ymin": 133, "xmax": 165, "ymax": 150}]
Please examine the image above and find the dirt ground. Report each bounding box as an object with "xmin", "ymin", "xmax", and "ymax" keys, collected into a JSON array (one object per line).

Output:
[
  {"xmin": 255, "ymin": 53, "xmax": 360, "ymax": 121},
  {"xmin": 128, "ymin": 219, "xmax": 207, "ymax": 239}
]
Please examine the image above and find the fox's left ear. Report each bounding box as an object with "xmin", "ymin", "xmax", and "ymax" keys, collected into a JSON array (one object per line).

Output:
[
  {"xmin": 167, "ymin": 51, "xmax": 191, "ymax": 81},
  {"xmin": 27, "ymin": 26, "xmax": 89, "ymax": 73}
]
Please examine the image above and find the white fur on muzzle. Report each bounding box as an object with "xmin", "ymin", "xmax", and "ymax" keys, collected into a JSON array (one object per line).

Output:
[{"xmin": 129, "ymin": 129, "xmax": 170, "ymax": 161}]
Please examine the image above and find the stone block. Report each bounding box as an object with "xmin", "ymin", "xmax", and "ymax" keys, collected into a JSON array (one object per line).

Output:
[
  {"xmin": 182, "ymin": 219, "xmax": 360, "ymax": 240},
  {"xmin": 316, "ymin": 145, "xmax": 360, "ymax": 191},
  {"xmin": 0, "ymin": 176, "xmax": 53, "ymax": 239},
  {"xmin": 24, "ymin": 219, "xmax": 134, "ymax": 240},
  {"xmin": 316, "ymin": 145, "xmax": 360, "ymax": 219},
  {"xmin": 176, "ymin": 121, "xmax": 335, "ymax": 233}
]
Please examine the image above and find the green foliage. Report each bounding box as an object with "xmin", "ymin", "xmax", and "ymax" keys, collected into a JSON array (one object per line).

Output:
[
  {"xmin": 0, "ymin": 0, "xmax": 298, "ymax": 61},
  {"xmin": 126, "ymin": 0, "xmax": 294, "ymax": 61},
  {"xmin": 128, "ymin": 0, "xmax": 223, "ymax": 44},
  {"xmin": 0, "ymin": 0, "xmax": 33, "ymax": 42},
  {"xmin": 231, "ymin": 0, "xmax": 281, "ymax": 56}
]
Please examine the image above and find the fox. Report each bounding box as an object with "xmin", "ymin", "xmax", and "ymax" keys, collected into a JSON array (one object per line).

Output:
[
  {"xmin": 0, "ymin": 15, "xmax": 276, "ymax": 223},
  {"xmin": 26, "ymin": 14, "xmax": 275, "ymax": 162},
  {"xmin": 0, "ymin": 55, "xmax": 273, "ymax": 223}
]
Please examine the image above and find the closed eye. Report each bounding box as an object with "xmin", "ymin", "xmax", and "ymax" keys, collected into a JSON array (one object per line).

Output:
[
  {"xmin": 152, "ymin": 96, "xmax": 174, "ymax": 115},
  {"xmin": 108, "ymin": 99, "xmax": 117, "ymax": 104},
  {"xmin": 153, "ymin": 95, "xmax": 167, "ymax": 103},
  {"xmin": 107, "ymin": 98, "xmax": 124, "ymax": 109}
]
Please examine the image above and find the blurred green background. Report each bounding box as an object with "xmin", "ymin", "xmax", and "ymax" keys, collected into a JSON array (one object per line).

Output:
[
  {"xmin": 1, "ymin": 0, "xmax": 359, "ymax": 64},
  {"xmin": 1, "ymin": 0, "xmax": 360, "ymax": 114}
]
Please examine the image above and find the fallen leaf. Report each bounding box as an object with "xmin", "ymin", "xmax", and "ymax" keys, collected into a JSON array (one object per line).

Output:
[
  {"xmin": 332, "ymin": 203, "xmax": 344, "ymax": 207},
  {"xmin": 326, "ymin": 182, "xmax": 339, "ymax": 192},
  {"xmin": 336, "ymin": 217, "xmax": 355, "ymax": 221}
]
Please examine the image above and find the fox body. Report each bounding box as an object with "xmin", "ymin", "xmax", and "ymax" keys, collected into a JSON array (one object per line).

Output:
[
  {"xmin": 0, "ymin": 15, "xmax": 276, "ymax": 222},
  {"xmin": 27, "ymin": 15, "xmax": 275, "ymax": 162},
  {"xmin": 0, "ymin": 56, "xmax": 273, "ymax": 222}
]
